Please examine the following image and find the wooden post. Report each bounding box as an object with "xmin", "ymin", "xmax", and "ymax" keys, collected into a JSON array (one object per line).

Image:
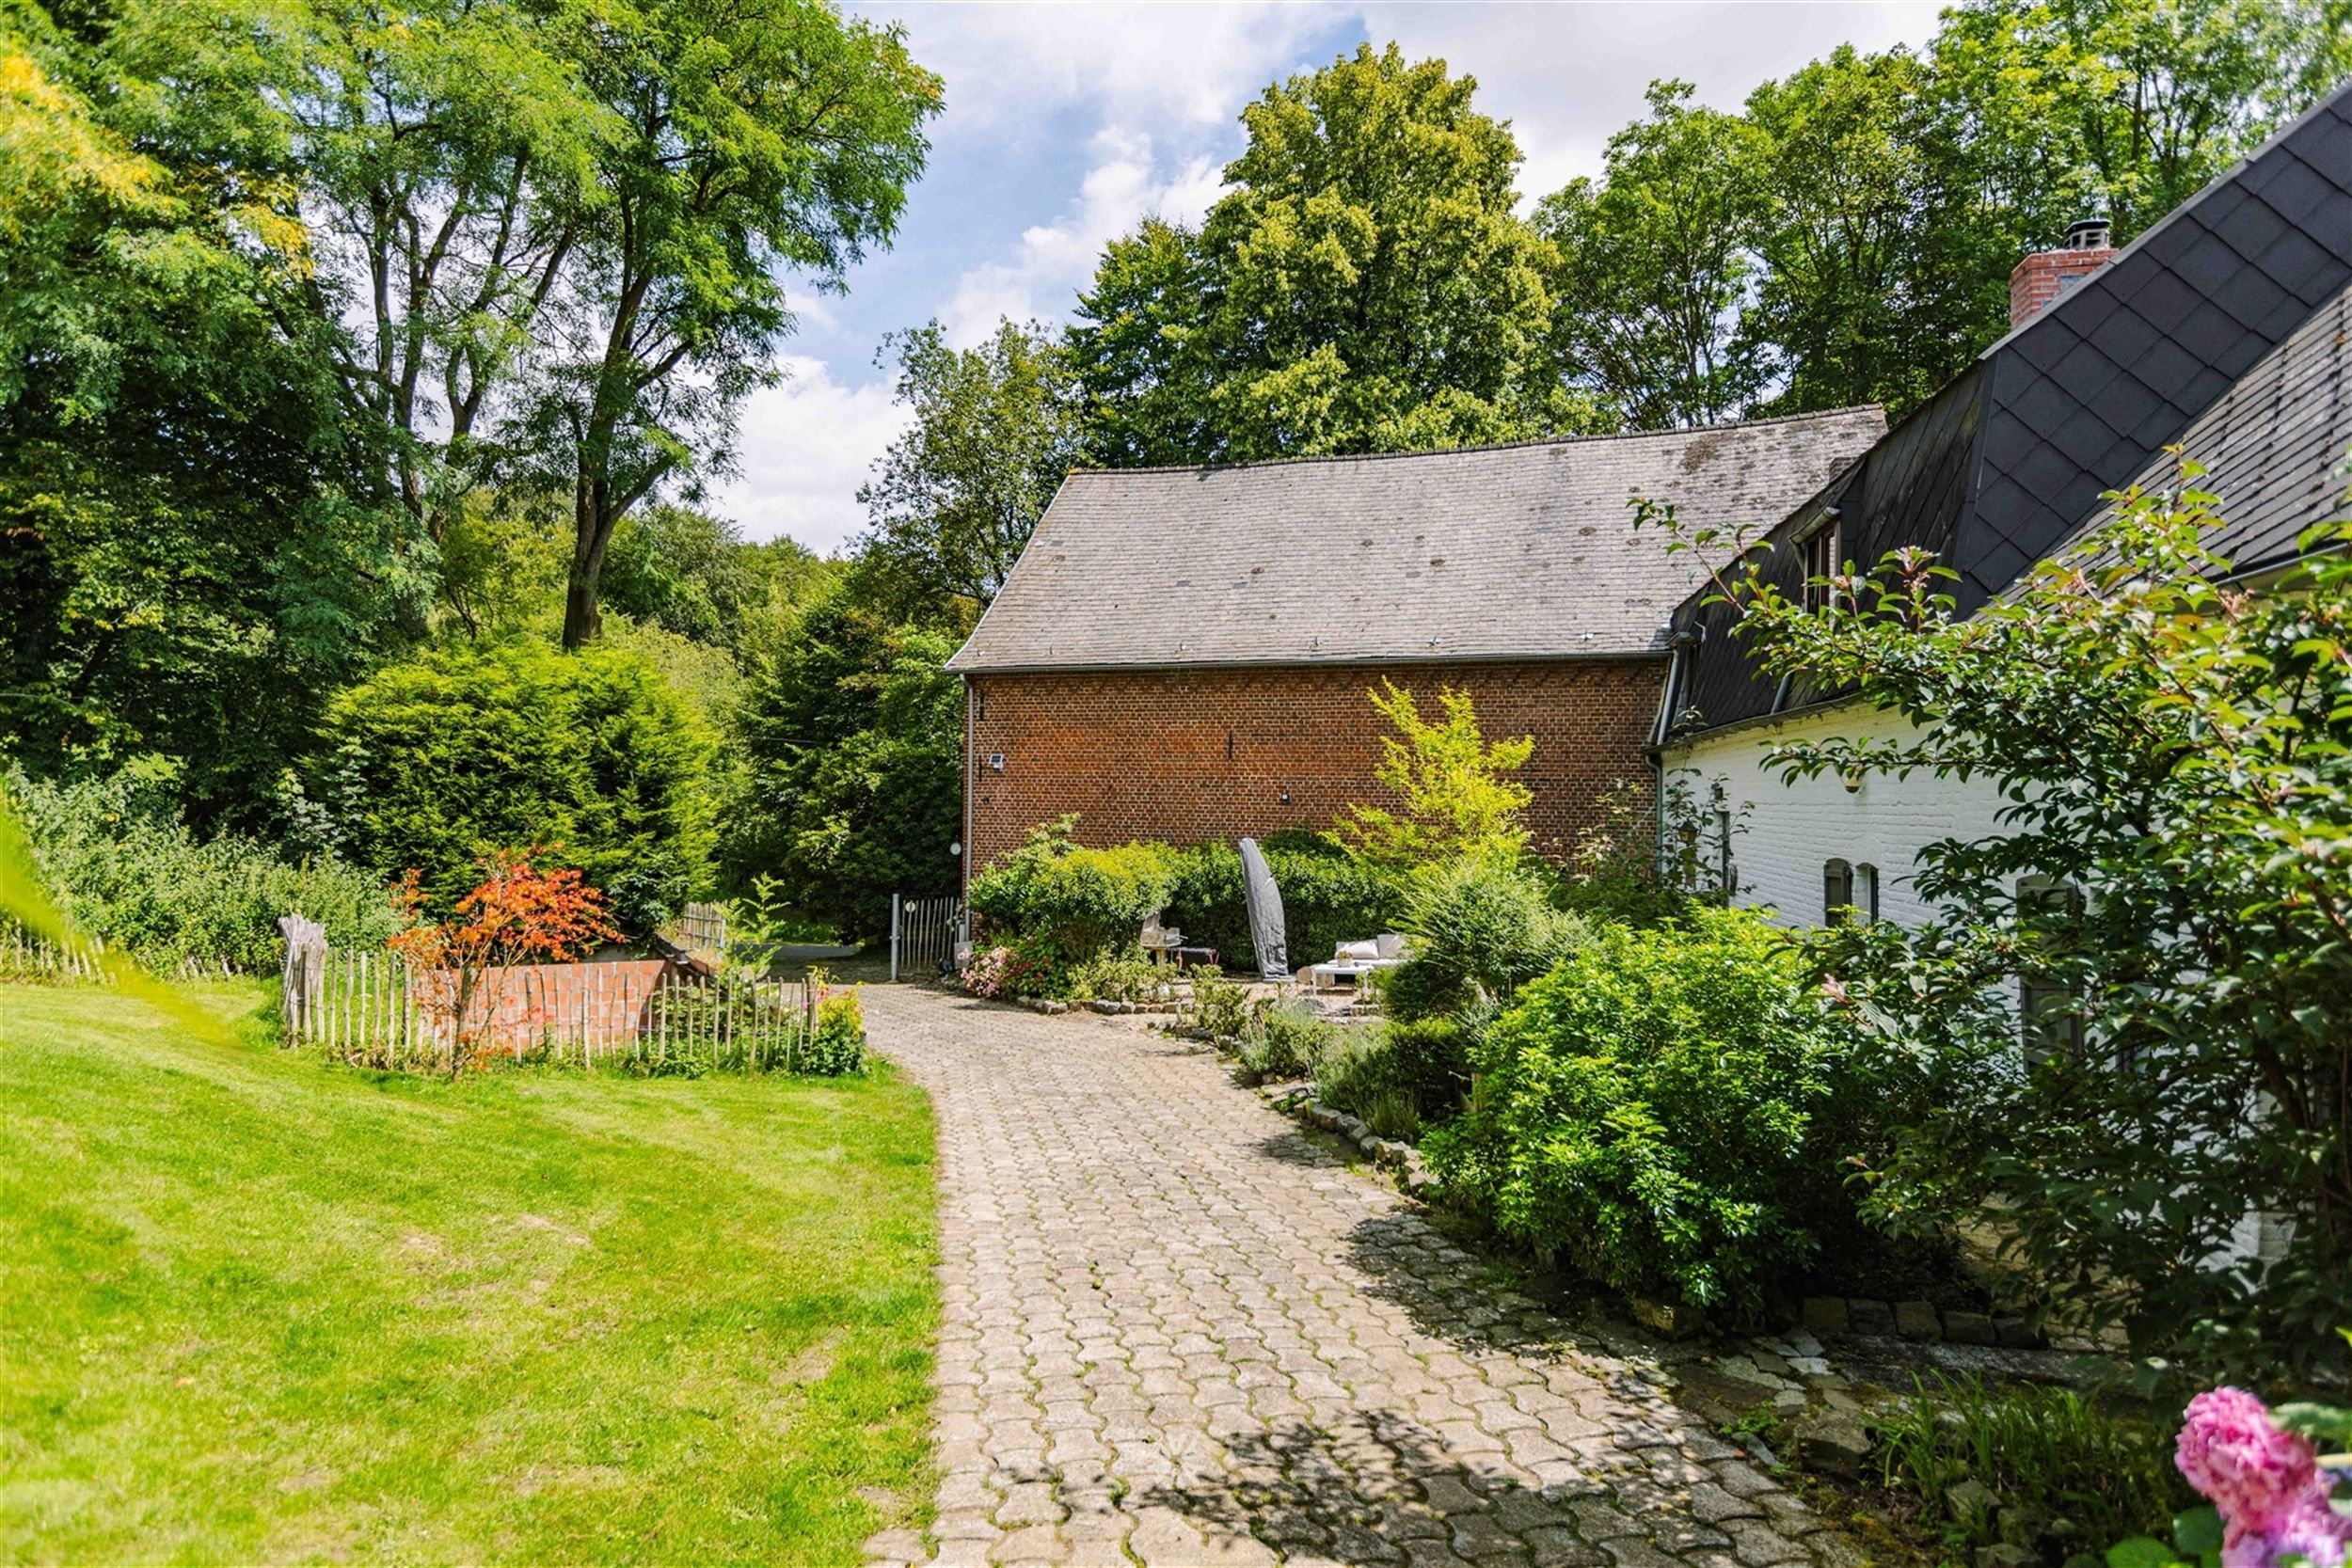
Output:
[{"xmin": 278, "ymin": 914, "xmax": 327, "ymax": 1045}]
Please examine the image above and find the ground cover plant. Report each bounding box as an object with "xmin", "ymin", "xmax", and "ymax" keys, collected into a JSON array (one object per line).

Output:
[
  {"xmin": 0, "ymin": 982, "xmax": 937, "ymax": 1563},
  {"xmin": 1867, "ymin": 1374, "xmax": 2188, "ymax": 1560}
]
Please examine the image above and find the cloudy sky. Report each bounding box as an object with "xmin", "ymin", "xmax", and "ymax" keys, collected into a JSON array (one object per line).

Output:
[{"xmin": 716, "ymin": 1, "xmax": 1945, "ymax": 554}]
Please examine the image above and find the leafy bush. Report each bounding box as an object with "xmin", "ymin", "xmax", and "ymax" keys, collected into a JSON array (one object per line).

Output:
[
  {"xmin": 966, "ymin": 818, "xmax": 1176, "ymax": 961},
  {"xmin": 320, "ymin": 640, "xmax": 717, "ymax": 929},
  {"xmin": 1161, "ymin": 835, "xmax": 1404, "ymax": 972},
  {"xmin": 1426, "ymin": 905, "xmax": 1855, "ymax": 1323},
  {"xmin": 1186, "ymin": 965, "xmax": 1251, "ymax": 1040},
  {"xmin": 1869, "ymin": 1375, "xmax": 2186, "ymax": 1559},
  {"xmin": 1670, "ymin": 474, "xmax": 2352, "ymax": 1384},
  {"xmin": 1311, "ymin": 1027, "xmax": 1427, "ymax": 1140},
  {"xmin": 6, "ymin": 765, "xmax": 402, "ymax": 969},
  {"xmin": 802, "ymin": 978, "xmax": 867, "ymax": 1075},
  {"xmin": 1236, "ymin": 1003, "xmax": 1336, "ymax": 1085},
  {"xmin": 1066, "ymin": 948, "xmax": 1168, "ymax": 1005},
  {"xmin": 1386, "ymin": 855, "xmax": 1587, "ymax": 1021},
  {"xmin": 1379, "ymin": 1015, "xmax": 1474, "ymax": 1117}
]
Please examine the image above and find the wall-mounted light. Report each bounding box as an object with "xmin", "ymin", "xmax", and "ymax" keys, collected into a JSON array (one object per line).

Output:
[
  {"xmin": 986, "ymin": 753, "xmax": 1006, "ymax": 772},
  {"xmin": 1278, "ymin": 789, "xmax": 1292, "ymax": 805},
  {"xmin": 949, "ymin": 841, "xmax": 963, "ymax": 859}
]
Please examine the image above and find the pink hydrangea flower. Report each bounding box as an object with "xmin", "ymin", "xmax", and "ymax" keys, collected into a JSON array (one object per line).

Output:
[
  {"xmin": 2265, "ymin": 1502, "xmax": 2352, "ymax": 1568},
  {"xmin": 2179, "ymin": 1388, "xmax": 2321, "ymax": 1528},
  {"xmin": 2179, "ymin": 1387, "xmax": 2348, "ymax": 1568}
]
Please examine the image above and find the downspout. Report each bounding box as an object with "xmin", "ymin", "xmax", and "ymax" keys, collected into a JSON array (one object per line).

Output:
[
  {"xmin": 961, "ymin": 674, "xmax": 975, "ymax": 903},
  {"xmin": 1649, "ymin": 624, "xmax": 1704, "ymax": 878}
]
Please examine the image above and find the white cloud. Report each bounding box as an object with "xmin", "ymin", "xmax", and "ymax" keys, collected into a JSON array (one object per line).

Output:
[
  {"xmin": 713, "ymin": 356, "xmax": 905, "ymax": 551},
  {"xmin": 939, "ymin": 127, "xmax": 1223, "ymax": 344},
  {"xmin": 877, "ymin": 2, "xmax": 1339, "ymax": 138},
  {"xmin": 1356, "ymin": 2, "xmax": 1946, "ymax": 203}
]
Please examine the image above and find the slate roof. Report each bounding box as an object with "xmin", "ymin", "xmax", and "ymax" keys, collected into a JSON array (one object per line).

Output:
[
  {"xmin": 2100, "ymin": 278, "xmax": 2352, "ymax": 578},
  {"xmin": 1669, "ymin": 77, "xmax": 2352, "ymax": 736},
  {"xmin": 946, "ymin": 407, "xmax": 1887, "ymax": 673}
]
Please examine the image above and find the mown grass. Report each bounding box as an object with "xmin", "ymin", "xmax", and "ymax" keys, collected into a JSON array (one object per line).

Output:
[{"xmin": 0, "ymin": 981, "xmax": 937, "ymax": 1564}]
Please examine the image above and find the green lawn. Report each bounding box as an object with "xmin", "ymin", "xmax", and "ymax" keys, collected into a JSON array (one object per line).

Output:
[{"xmin": 0, "ymin": 982, "xmax": 937, "ymax": 1564}]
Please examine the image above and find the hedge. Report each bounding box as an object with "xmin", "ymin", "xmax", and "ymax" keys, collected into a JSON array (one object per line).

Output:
[{"xmin": 970, "ymin": 824, "xmax": 1402, "ymax": 970}]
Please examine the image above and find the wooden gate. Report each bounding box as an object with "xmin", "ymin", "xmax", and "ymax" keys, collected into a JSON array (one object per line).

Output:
[{"xmin": 889, "ymin": 895, "xmax": 964, "ymax": 982}]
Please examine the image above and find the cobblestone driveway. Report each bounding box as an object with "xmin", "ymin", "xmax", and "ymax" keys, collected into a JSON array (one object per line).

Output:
[{"xmin": 863, "ymin": 988, "xmax": 1848, "ymax": 1568}]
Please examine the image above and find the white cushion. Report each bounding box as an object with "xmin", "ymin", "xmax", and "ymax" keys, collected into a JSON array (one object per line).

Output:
[
  {"xmin": 1335, "ymin": 940, "xmax": 1380, "ymax": 961},
  {"xmin": 1374, "ymin": 933, "xmax": 1406, "ymax": 959}
]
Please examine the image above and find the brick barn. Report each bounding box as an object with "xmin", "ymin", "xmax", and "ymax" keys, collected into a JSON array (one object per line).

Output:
[{"xmin": 946, "ymin": 409, "xmax": 1885, "ymax": 880}]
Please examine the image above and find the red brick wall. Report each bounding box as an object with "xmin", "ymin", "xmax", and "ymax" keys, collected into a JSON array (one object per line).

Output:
[
  {"xmin": 962, "ymin": 659, "xmax": 1662, "ymax": 877},
  {"xmin": 2009, "ymin": 245, "xmax": 2116, "ymax": 327}
]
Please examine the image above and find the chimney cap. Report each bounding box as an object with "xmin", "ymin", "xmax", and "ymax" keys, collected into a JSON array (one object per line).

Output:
[{"xmin": 2064, "ymin": 215, "xmax": 2112, "ymax": 249}]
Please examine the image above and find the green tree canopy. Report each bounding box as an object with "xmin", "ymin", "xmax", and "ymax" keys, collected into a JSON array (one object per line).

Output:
[
  {"xmin": 856, "ymin": 319, "xmax": 1083, "ymax": 612},
  {"xmin": 1534, "ymin": 81, "xmax": 1765, "ymax": 430},
  {"xmin": 0, "ymin": 11, "xmax": 422, "ymax": 826},
  {"xmin": 725, "ymin": 569, "xmax": 963, "ymax": 938},
  {"xmin": 1071, "ymin": 43, "xmax": 1597, "ymax": 466}
]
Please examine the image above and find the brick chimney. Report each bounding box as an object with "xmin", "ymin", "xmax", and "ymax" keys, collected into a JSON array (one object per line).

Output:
[{"xmin": 2010, "ymin": 217, "xmax": 2116, "ymax": 328}]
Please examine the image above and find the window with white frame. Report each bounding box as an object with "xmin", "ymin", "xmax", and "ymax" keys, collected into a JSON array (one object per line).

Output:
[{"xmin": 1800, "ymin": 513, "xmax": 1842, "ymax": 612}]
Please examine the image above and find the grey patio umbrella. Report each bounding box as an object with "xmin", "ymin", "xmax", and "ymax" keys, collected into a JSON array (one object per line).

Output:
[{"xmin": 1237, "ymin": 838, "xmax": 1288, "ymax": 981}]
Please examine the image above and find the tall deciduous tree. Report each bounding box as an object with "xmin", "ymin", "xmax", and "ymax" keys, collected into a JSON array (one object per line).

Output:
[
  {"xmin": 1738, "ymin": 46, "xmax": 1990, "ymax": 421},
  {"xmin": 525, "ymin": 0, "xmax": 938, "ymax": 648},
  {"xmin": 1930, "ymin": 0, "xmax": 2349, "ymax": 244},
  {"xmin": 1072, "ymin": 44, "xmax": 1592, "ymax": 466},
  {"xmin": 1, "ymin": 8, "xmax": 421, "ymax": 823},
  {"xmin": 856, "ymin": 319, "xmax": 1082, "ymax": 612},
  {"xmin": 278, "ymin": 0, "xmax": 604, "ymax": 556},
  {"xmin": 1534, "ymin": 81, "xmax": 1765, "ymax": 431}
]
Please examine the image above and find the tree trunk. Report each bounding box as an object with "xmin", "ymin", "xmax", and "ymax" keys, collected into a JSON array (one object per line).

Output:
[{"xmin": 563, "ymin": 475, "xmax": 610, "ymax": 649}]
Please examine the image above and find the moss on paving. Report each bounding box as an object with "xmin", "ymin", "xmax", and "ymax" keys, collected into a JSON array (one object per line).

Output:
[{"xmin": 0, "ymin": 981, "xmax": 937, "ymax": 1564}]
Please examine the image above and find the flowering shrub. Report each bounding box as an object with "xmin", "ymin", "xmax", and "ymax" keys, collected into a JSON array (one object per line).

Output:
[
  {"xmin": 2113, "ymin": 1384, "xmax": 2351, "ymax": 1568},
  {"xmin": 959, "ymin": 934, "xmax": 1064, "ymax": 1000}
]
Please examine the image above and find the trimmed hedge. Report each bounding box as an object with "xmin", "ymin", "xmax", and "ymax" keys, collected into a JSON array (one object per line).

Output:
[
  {"xmin": 971, "ymin": 822, "xmax": 1402, "ymax": 972},
  {"xmin": 1161, "ymin": 834, "xmax": 1403, "ymax": 971}
]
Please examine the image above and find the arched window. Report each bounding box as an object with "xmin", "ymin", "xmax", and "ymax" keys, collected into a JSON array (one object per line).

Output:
[
  {"xmin": 1854, "ymin": 863, "xmax": 1880, "ymax": 923},
  {"xmin": 1823, "ymin": 859, "xmax": 1854, "ymax": 925}
]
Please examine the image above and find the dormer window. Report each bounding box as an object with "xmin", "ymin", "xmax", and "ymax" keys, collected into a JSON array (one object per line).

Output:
[{"xmin": 1799, "ymin": 510, "xmax": 1843, "ymax": 612}]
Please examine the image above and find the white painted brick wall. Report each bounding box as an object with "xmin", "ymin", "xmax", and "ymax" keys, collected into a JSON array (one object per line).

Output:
[{"xmin": 1661, "ymin": 700, "xmax": 2010, "ymax": 927}]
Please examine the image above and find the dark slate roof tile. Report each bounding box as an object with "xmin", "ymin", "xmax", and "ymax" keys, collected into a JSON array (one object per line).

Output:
[
  {"xmin": 948, "ymin": 406, "xmax": 1888, "ymax": 672},
  {"xmin": 2061, "ymin": 282, "xmax": 2352, "ymax": 578},
  {"xmin": 2131, "ymin": 268, "xmax": 2202, "ymax": 330},
  {"xmin": 2088, "ymin": 303, "xmax": 2162, "ymax": 363},
  {"xmin": 1667, "ymin": 79, "xmax": 2352, "ymax": 736}
]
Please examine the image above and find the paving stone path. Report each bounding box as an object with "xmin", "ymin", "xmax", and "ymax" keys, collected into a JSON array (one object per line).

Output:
[{"xmin": 862, "ymin": 988, "xmax": 1851, "ymax": 1568}]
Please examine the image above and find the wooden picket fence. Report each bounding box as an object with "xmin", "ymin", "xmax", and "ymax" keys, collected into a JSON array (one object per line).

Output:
[
  {"xmin": 281, "ymin": 947, "xmax": 816, "ymax": 1075},
  {"xmin": 1, "ymin": 929, "xmax": 240, "ymax": 985},
  {"xmin": 669, "ymin": 901, "xmax": 728, "ymax": 951}
]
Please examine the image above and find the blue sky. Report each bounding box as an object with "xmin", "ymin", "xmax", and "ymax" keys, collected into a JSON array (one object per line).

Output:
[{"xmin": 715, "ymin": 2, "xmax": 1946, "ymax": 553}]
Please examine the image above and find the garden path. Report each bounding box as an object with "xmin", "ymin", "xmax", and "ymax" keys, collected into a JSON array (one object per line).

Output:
[{"xmin": 861, "ymin": 987, "xmax": 1852, "ymax": 1568}]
